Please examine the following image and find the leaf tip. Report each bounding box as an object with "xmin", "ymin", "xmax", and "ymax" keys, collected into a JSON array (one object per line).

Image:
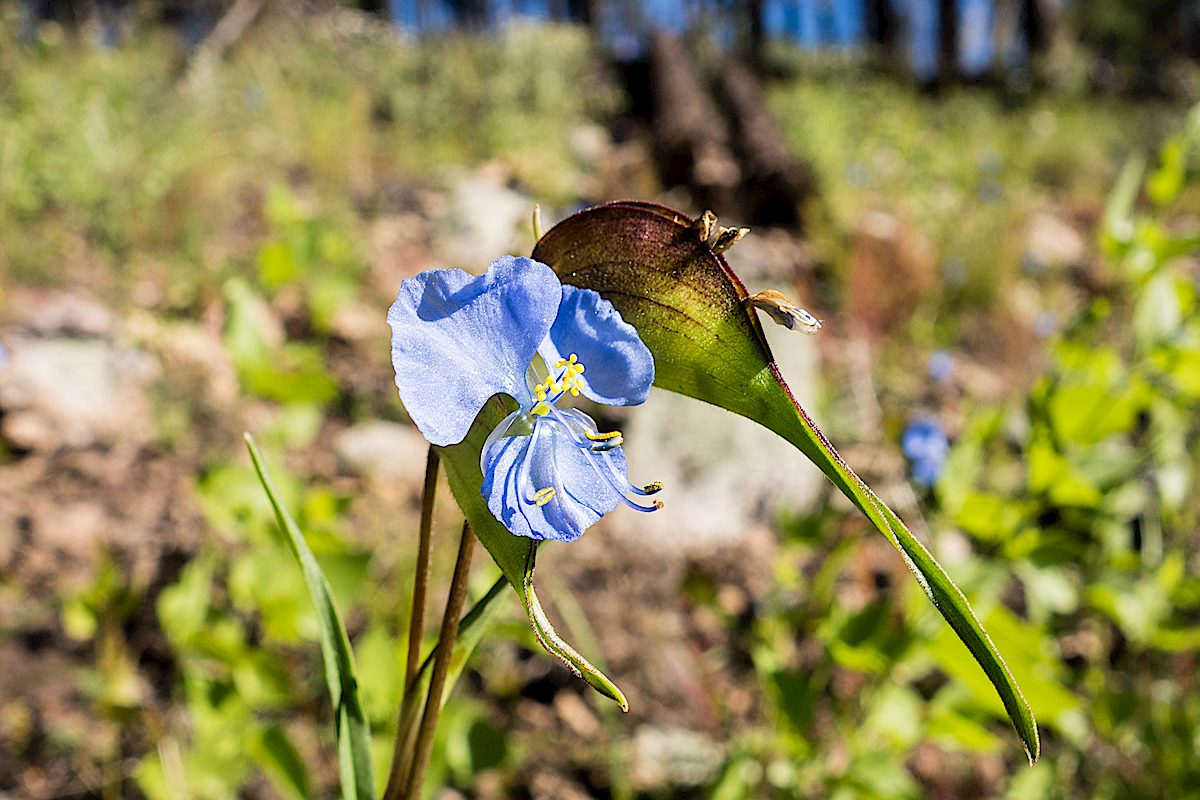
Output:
[{"xmin": 1023, "ymin": 725, "xmax": 1041, "ymax": 765}]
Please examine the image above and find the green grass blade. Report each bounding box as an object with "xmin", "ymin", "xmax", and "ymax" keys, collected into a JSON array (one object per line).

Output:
[{"xmin": 244, "ymin": 433, "xmax": 376, "ymax": 799}]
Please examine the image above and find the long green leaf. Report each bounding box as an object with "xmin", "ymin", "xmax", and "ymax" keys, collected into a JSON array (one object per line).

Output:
[
  {"xmin": 532, "ymin": 201, "xmax": 1040, "ymax": 763},
  {"xmin": 435, "ymin": 401, "xmax": 629, "ymax": 710},
  {"xmin": 244, "ymin": 433, "xmax": 376, "ymax": 799}
]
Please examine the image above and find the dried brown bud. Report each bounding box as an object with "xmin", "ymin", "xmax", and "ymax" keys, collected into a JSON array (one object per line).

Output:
[
  {"xmin": 746, "ymin": 289, "xmax": 823, "ymax": 334},
  {"xmin": 711, "ymin": 225, "xmax": 750, "ymax": 254},
  {"xmin": 693, "ymin": 209, "xmax": 718, "ymax": 243}
]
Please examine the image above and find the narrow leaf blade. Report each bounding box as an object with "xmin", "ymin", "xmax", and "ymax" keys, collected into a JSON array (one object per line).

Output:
[
  {"xmin": 244, "ymin": 434, "xmax": 376, "ymax": 799},
  {"xmin": 533, "ymin": 203, "xmax": 1040, "ymax": 762}
]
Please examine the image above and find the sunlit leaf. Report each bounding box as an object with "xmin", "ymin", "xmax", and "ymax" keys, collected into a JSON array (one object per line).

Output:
[{"xmin": 533, "ymin": 201, "xmax": 1039, "ymax": 762}]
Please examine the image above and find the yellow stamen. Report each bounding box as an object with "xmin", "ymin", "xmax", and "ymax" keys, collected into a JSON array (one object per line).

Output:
[
  {"xmin": 643, "ymin": 481, "xmax": 664, "ymax": 494},
  {"xmin": 533, "ymin": 487, "xmax": 556, "ymax": 506}
]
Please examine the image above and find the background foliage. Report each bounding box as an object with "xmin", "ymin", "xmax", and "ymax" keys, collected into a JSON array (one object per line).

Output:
[{"xmin": 0, "ymin": 5, "xmax": 1197, "ymax": 799}]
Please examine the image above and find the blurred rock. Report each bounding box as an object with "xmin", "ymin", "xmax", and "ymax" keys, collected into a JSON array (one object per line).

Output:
[
  {"xmin": 1026, "ymin": 210, "xmax": 1087, "ymax": 269},
  {"xmin": 334, "ymin": 419, "xmax": 428, "ymax": 483},
  {"xmin": 630, "ymin": 725, "xmax": 723, "ymax": 790},
  {"xmin": 4, "ymin": 289, "xmax": 116, "ymax": 337},
  {"xmin": 553, "ymin": 690, "xmax": 601, "ymax": 738},
  {"xmin": 0, "ymin": 335, "xmax": 157, "ymax": 451},
  {"xmin": 615, "ymin": 311, "xmax": 823, "ymax": 553},
  {"xmin": 125, "ymin": 310, "xmax": 239, "ymax": 412},
  {"xmin": 437, "ymin": 163, "xmax": 532, "ymax": 268},
  {"xmin": 567, "ymin": 123, "xmax": 611, "ymax": 169}
]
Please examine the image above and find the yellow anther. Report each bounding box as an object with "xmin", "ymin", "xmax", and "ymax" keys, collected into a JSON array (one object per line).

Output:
[
  {"xmin": 585, "ymin": 429, "xmax": 622, "ymax": 442},
  {"xmin": 533, "ymin": 487, "xmax": 556, "ymax": 507},
  {"xmin": 570, "ymin": 386, "xmax": 580, "ymax": 396},
  {"xmin": 643, "ymin": 481, "xmax": 664, "ymax": 494},
  {"xmin": 575, "ymin": 363, "xmax": 584, "ymax": 374}
]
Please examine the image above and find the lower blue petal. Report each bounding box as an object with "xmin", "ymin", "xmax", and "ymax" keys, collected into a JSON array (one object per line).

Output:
[
  {"xmin": 480, "ymin": 417, "xmax": 626, "ymax": 542},
  {"xmin": 539, "ymin": 285, "xmax": 654, "ymax": 407}
]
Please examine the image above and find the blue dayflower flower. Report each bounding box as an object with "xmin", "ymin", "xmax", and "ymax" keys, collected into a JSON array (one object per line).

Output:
[
  {"xmin": 388, "ymin": 255, "xmax": 662, "ymax": 543},
  {"xmin": 901, "ymin": 416, "xmax": 949, "ymax": 488}
]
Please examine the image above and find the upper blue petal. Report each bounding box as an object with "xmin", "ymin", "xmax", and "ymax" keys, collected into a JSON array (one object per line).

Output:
[
  {"xmin": 538, "ymin": 285, "xmax": 654, "ymax": 406},
  {"xmin": 388, "ymin": 256, "xmax": 561, "ymax": 446},
  {"xmin": 480, "ymin": 419, "xmax": 626, "ymax": 542}
]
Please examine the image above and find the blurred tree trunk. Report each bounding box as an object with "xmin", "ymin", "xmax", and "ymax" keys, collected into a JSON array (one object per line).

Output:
[
  {"xmin": 1021, "ymin": 0, "xmax": 1048, "ymax": 55},
  {"xmin": 649, "ymin": 32, "xmax": 741, "ymax": 213},
  {"xmin": 717, "ymin": 58, "xmax": 815, "ymax": 227},
  {"xmin": 746, "ymin": 0, "xmax": 765, "ymax": 72},
  {"xmin": 937, "ymin": 0, "xmax": 959, "ymax": 85},
  {"xmin": 866, "ymin": 0, "xmax": 898, "ymax": 67},
  {"xmin": 449, "ymin": 0, "xmax": 488, "ymax": 30}
]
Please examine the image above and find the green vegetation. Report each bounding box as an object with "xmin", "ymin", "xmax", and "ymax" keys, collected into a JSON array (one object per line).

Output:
[{"xmin": 2, "ymin": 13, "xmax": 1197, "ymax": 800}]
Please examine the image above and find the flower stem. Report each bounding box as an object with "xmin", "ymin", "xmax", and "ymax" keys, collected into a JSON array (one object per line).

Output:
[
  {"xmin": 405, "ymin": 446, "xmax": 440, "ymax": 694},
  {"xmin": 403, "ymin": 522, "xmax": 476, "ymax": 800},
  {"xmin": 382, "ymin": 445, "xmax": 439, "ymax": 800}
]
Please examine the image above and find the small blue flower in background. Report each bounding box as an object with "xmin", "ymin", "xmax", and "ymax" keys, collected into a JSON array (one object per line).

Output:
[
  {"xmin": 927, "ymin": 350, "xmax": 955, "ymax": 384},
  {"xmin": 1034, "ymin": 311, "xmax": 1058, "ymax": 339},
  {"xmin": 388, "ymin": 256, "xmax": 663, "ymax": 543},
  {"xmin": 902, "ymin": 416, "xmax": 949, "ymax": 488}
]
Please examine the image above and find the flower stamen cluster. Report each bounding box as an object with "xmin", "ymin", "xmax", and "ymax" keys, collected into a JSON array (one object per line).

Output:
[{"xmin": 532, "ymin": 353, "xmax": 586, "ymax": 415}]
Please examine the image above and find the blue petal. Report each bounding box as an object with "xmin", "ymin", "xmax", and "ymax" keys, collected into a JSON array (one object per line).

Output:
[
  {"xmin": 388, "ymin": 256, "xmax": 562, "ymax": 446},
  {"xmin": 480, "ymin": 419, "xmax": 626, "ymax": 542},
  {"xmin": 539, "ymin": 285, "xmax": 654, "ymax": 406}
]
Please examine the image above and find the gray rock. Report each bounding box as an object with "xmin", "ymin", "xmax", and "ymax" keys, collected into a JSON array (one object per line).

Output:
[
  {"xmin": 436, "ymin": 164, "xmax": 533, "ymax": 269},
  {"xmin": 0, "ymin": 335, "xmax": 157, "ymax": 451},
  {"xmin": 630, "ymin": 725, "xmax": 724, "ymax": 789},
  {"xmin": 613, "ymin": 313, "xmax": 824, "ymax": 553},
  {"xmin": 334, "ymin": 420, "xmax": 429, "ymax": 484}
]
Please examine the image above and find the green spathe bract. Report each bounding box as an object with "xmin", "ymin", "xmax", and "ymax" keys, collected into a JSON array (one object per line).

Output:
[{"xmin": 530, "ymin": 201, "xmax": 1040, "ymax": 763}]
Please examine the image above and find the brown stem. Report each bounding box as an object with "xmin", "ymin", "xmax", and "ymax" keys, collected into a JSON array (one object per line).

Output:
[
  {"xmin": 382, "ymin": 446, "xmax": 439, "ymax": 800},
  {"xmin": 403, "ymin": 522, "xmax": 476, "ymax": 799},
  {"xmin": 406, "ymin": 446, "xmax": 440, "ymax": 693}
]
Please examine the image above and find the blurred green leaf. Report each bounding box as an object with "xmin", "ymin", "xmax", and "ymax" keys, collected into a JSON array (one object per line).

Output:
[
  {"xmin": 245, "ymin": 434, "xmax": 375, "ymax": 800},
  {"xmin": 533, "ymin": 201, "xmax": 1039, "ymax": 762},
  {"xmin": 1147, "ymin": 138, "xmax": 1185, "ymax": 206},
  {"xmin": 251, "ymin": 725, "xmax": 312, "ymax": 800}
]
